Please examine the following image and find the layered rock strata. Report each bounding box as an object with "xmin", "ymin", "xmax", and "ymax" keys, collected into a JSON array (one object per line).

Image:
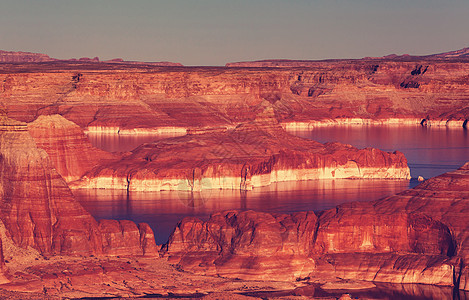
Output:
[
  {"xmin": 72, "ymin": 114, "xmax": 410, "ymax": 191},
  {"xmin": 0, "ymin": 56, "xmax": 468, "ymax": 132},
  {"xmin": 162, "ymin": 162, "xmax": 469, "ymax": 289},
  {"xmin": 0, "ymin": 116, "xmax": 157, "ymax": 257},
  {"xmin": 28, "ymin": 114, "xmax": 120, "ymax": 182}
]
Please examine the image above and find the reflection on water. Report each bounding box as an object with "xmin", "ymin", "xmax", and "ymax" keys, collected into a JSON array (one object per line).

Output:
[
  {"xmin": 245, "ymin": 282, "xmax": 462, "ymax": 300},
  {"xmin": 74, "ymin": 179, "xmax": 409, "ymax": 244},
  {"xmin": 86, "ymin": 132, "xmax": 182, "ymax": 152},
  {"xmin": 79, "ymin": 126, "xmax": 469, "ymax": 298},
  {"xmin": 80, "ymin": 125, "xmax": 469, "ymax": 245},
  {"xmin": 289, "ymin": 125, "xmax": 469, "ymax": 179}
]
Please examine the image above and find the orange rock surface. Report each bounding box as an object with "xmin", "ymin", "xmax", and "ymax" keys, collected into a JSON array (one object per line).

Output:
[
  {"xmin": 0, "ymin": 57, "xmax": 468, "ymax": 131},
  {"xmin": 163, "ymin": 162, "xmax": 469, "ymax": 288},
  {"xmin": 0, "ymin": 116, "xmax": 157, "ymax": 258},
  {"xmin": 73, "ymin": 112, "xmax": 410, "ymax": 191},
  {"xmin": 28, "ymin": 114, "xmax": 119, "ymax": 182}
]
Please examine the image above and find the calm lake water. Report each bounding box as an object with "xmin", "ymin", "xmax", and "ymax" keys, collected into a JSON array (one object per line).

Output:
[
  {"xmin": 291, "ymin": 125, "xmax": 469, "ymax": 180},
  {"xmin": 79, "ymin": 126, "xmax": 469, "ymax": 244}
]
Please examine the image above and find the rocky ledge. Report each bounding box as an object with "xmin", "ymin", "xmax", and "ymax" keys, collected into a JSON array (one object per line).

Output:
[
  {"xmin": 162, "ymin": 162, "xmax": 469, "ymax": 289},
  {"xmin": 0, "ymin": 116, "xmax": 158, "ymax": 283},
  {"xmin": 1, "ymin": 55, "xmax": 468, "ymax": 132},
  {"xmin": 72, "ymin": 110, "xmax": 410, "ymax": 191},
  {"xmin": 28, "ymin": 114, "xmax": 120, "ymax": 182}
]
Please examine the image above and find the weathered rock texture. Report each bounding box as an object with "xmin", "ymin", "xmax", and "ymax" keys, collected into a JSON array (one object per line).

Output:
[
  {"xmin": 0, "ymin": 55, "xmax": 468, "ymax": 132},
  {"xmin": 28, "ymin": 114, "xmax": 119, "ymax": 182},
  {"xmin": 162, "ymin": 210, "xmax": 318, "ymax": 281},
  {"xmin": 72, "ymin": 112, "xmax": 410, "ymax": 191},
  {"xmin": 163, "ymin": 162, "xmax": 469, "ymax": 289},
  {"xmin": 0, "ymin": 116, "xmax": 157, "ymax": 257}
]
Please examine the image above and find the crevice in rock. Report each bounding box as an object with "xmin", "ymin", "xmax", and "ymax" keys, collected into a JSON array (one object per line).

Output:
[
  {"xmin": 310, "ymin": 213, "xmax": 322, "ymax": 254},
  {"xmin": 400, "ymin": 80, "xmax": 420, "ymax": 89},
  {"xmin": 454, "ymin": 259, "xmax": 463, "ymax": 292}
]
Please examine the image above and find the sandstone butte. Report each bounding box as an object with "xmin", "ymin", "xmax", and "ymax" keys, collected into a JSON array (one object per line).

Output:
[
  {"xmin": 0, "ymin": 116, "xmax": 158, "ymax": 281},
  {"xmin": 27, "ymin": 114, "xmax": 120, "ymax": 182},
  {"xmin": 70, "ymin": 108, "xmax": 410, "ymax": 192},
  {"xmin": 162, "ymin": 161, "xmax": 469, "ymax": 290},
  {"xmin": 0, "ymin": 53, "xmax": 468, "ymax": 134}
]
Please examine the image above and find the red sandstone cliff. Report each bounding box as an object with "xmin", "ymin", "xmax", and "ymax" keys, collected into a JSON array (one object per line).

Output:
[
  {"xmin": 72, "ymin": 111, "xmax": 410, "ymax": 191},
  {"xmin": 28, "ymin": 114, "xmax": 120, "ymax": 182},
  {"xmin": 162, "ymin": 162, "xmax": 469, "ymax": 288},
  {"xmin": 163, "ymin": 210, "xmax": 318, "ymax": 281},
  {"xmin": 0, "ymin": 116, "xmax": 157, "ymax": 258},
  {"xmin": 0, "ymin": 57, "xmax": 467, "ymax": 131}
]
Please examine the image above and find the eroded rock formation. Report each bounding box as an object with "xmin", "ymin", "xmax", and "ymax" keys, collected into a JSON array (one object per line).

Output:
[
  {"xmin": 0, "ymin": 116, "xmax": 157, "ymax": 258},
  {"xmin": 162, "ymin": 210, "xmax": 317, "ymax": 281},
  {"xmin": 0, "ymin": 55, "xmax": 468, "ymax": 132},
  {"xmin": 28, "ymin": 114, "xmax": 119, "ymax": 182},
  {"xmin": 72, "ymin": 111, "xmax": 410, "ymax": 191},
  {"xmin": 162, "ymin": 162, "xmax": 469, "ymax": 289}
]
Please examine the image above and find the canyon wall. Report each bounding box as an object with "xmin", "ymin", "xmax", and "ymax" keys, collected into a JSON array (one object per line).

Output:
[
  {"xmin": 28, "ymin": 114, "xmax": 120, "ymax": 182},
  {"xmin": 72, "ymin": 112, "xmax": 410, "ymax": 191},
  {"xmin": 162, "ymin": 162, "xmax": 469, "ymax": 289},
  {"xmin": 0, "ymin": 59, "xmax": 468, "ymax": 131},
  {"xmin": 0, "ymin": 116, "xmax": 157, "ymax": 258}
]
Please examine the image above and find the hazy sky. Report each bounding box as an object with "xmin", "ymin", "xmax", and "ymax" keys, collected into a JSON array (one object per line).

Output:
[{"xmin": 1, "ymin": 0, "xmax": 468, "ymax": 65}]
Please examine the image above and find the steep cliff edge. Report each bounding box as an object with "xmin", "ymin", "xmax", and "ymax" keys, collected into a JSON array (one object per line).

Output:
[
  {"xmin": 0, "ymin": 116, "xmax": 157, "ymax": 257},
  {"xmin": 28, "ymin": 114, "xmax": 120, "ymax": 182},
  {"xmin": 162, "ymin": 162, "xmax": 469, "ymax": 288},
  {"xmin": 0, "ymin": 59, "xmax": 468, "ymax": 131},
  {"xmin": 72, "ymin": 112, "xmax": 410, "ymax": 191}
]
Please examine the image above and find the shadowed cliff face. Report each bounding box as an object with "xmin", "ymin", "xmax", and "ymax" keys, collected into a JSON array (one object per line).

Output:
[
  {"xmin": 0, "ymin": 116, "xmax": 157, "ymax": 257},
  {"xmin": 162, "ymin": 162, "xmax": 469, "ymax": 288},
  {"xmin": 71, "ymin": 111, "xmax": 410, "ymax": 192},
  {"xmin": 0, "ymin": 59, "xmax": 468, "ymax": 131}
]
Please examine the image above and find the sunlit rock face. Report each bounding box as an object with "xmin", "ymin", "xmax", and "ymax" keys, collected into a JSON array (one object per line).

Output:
[
  {"xmin": 162, "ymin": 210, "xmax": 318, "ymax": 281},
  {"xmin": 0, "ymin": 116, "xmax": 157, "ymax": 257},
  {"xmin": 163, "ymin": 162, "xmax": 469, "ymax": 288},
  {"xmin": 374, "ymin": 162, "xmax": 469, "ymax": 290},
  {"xmin": 72, "ymin": 112, "xmax": 410, "ymax": 191},
  {"xmin": 28, "ymin": 114, "xmax": 119, "ymax": 182},
  {"xmin": 0, "ymin": 59, "xmax": 467, "ymax": 131},
  {"xmin": 99, "ymin": 220, "xmax": 159, "ymax": 257}
]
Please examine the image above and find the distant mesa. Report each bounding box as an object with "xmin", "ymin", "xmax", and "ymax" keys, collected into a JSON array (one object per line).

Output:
[
  {"xmin": 0, "ymin": 49, "xmax": 183, "ymax": 66},
  {"xmin": 364, "ymin": 47, "xmax": 469, "ymax": 60},
  {"xmin": 0, "ymin": 50, "xmax": 53, "ymax": 63},
  {"xmin": 226, "ymin": 46, "xmax": 469, "ymax": 67}
]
